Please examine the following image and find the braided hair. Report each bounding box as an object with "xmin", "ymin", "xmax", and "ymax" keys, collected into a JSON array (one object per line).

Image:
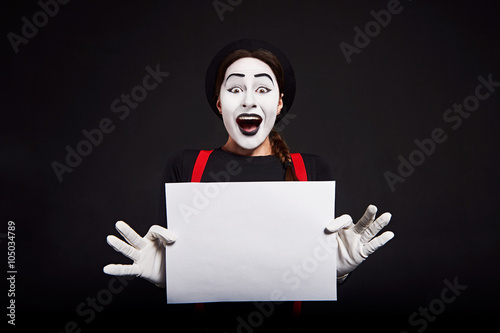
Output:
[{"xmin": 269, "ymin": 128, "xmax": 298, "ymax": 181}]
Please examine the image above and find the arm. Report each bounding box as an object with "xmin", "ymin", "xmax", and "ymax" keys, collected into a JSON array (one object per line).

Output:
[
  {"xmin": 301, "ymin": 156, "xmax": 394, "ymax": 281},
  {"xmin": 103, "ymin": 151, "xmax": 191, "ymax": 286}
]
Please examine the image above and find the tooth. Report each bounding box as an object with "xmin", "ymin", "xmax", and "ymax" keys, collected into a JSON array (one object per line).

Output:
[{"xmin": 238, "ymin": 116, "xmax": 261, "ymax": 120}]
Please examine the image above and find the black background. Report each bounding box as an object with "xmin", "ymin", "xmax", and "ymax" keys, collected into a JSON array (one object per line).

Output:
[{"xmin": 3, "ymin": 0, "xmax": 500, "ymax": 332}]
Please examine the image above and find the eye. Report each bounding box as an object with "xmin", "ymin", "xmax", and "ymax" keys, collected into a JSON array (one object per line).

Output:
[
  {"xmin": 228, "ymin": 87, "xmax": 243, "ymax": 93},
  {"xmin": 256, "ymin": 87, "xmax": 270, "ymax": 93}
]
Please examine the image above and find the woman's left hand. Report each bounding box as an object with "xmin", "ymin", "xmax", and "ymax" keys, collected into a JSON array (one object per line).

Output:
[{"xmin": 325, "ymin": 205, "xmax": 394, "ymax": 282}]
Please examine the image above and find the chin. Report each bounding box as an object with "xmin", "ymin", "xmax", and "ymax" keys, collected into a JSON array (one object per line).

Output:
[
  {"xmin": 233, "ymin": 133, "xmax": 268, "ymax": 150},
  {"xmin": 235, "ymin": 139, "xmax": 263, "ymax": 150}
]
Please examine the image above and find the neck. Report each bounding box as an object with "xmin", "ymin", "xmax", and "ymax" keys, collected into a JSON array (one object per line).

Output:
[{"xmin": 222, "ymin": 136, "xmax": 273, "ymax": 156}]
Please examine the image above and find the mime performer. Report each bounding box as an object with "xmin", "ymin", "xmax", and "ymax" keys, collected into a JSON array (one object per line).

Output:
[{"xmin": 103, "ymin": 39, "xmax": 395, "ymax": 316}]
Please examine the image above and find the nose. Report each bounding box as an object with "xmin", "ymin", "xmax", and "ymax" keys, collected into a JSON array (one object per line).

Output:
[{"xmin": 242, "ymin": 91, "xmax": 256, "ymax": 109}]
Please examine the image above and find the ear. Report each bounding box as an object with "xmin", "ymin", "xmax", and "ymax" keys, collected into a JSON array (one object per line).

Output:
[
  {"xmin": 216, "ymin": 96, "xmax": 222, "ymax": 114},
  {"xmin": 277, "ymin": 93, "xmax": 284, "ymax": 115}
]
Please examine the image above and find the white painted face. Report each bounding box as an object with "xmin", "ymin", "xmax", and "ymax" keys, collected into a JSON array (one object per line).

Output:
[{"xmin": 218, "ymin": 57, "xmax": 282, "ymax": 150}]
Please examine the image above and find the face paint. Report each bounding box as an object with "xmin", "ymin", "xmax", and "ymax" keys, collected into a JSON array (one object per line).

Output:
[{"xmin": 219, "ymin": 57, "xmax": 281, "ymax": 150}]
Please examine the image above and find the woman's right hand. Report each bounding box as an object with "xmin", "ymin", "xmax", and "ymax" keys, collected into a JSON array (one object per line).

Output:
[{"xmin": 103, "ymin": 221, "xmax": 177, "ymax": 288}]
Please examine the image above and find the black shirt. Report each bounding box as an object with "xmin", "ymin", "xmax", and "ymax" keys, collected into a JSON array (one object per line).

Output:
[
  {"xmin": 155, "ymin": 148, "xmax": 335, "ymax": 323},
  {"xmin": 155, "ymin": 147, "xmax": 334, "ymax": 226}
]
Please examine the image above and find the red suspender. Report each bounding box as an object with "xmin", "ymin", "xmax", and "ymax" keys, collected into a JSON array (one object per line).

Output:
[
  {"xmin": 290, "ymin": 153, "xmax": 307, "ymax": 316},
  {"xmin": 290, "ymin": 153, "xmax": 308, "ymax": 181},
  {"xmin": 191, "ymin": 150, "xmax": 307, "ymax": 316},
  {"xmin": 191, "ymin": 150, "xmax": 213, "ymax": 182},
  {"xmin": 191, "ymin": 150, "xmax": 213, "ymax": 314},
  {"xmin": 194, "ymin": 151, "xmax": 307, "ymax": 182}
]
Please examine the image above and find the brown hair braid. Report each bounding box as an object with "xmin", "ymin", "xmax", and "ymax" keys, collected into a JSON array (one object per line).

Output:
[{"xmin": 269, "ymin": 129, "xmax": 298, "ymax": 181}]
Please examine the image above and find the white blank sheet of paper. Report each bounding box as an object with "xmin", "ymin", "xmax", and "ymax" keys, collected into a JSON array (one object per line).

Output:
[{"xmin": 165, "ymin": 181, "xmax": 336, "ymax": 304}]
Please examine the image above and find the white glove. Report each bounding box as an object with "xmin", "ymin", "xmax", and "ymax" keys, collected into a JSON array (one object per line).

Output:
[
  {"xmin": 103, "ymin": 221, "xmax": 177, "ymax": 288},
  {"xmin": 326, "ymin": 205, "xmax": 394, "ymax": 282}
]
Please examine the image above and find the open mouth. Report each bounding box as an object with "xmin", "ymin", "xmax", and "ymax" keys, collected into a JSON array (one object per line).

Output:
[{"xmin": 236, "ymin": 114, "xmax": 262, "ymax": 136}]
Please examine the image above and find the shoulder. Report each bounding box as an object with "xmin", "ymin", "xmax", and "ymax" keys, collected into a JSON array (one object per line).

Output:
[
  {"xmin": 161, "ymin": 149, "xmax": 207, "ymax": 182},
  {"xmin": 163, "ymin": 149, "xmax": 201, "ymax": 169},
  {"xmin": 294, "ymin": 153, "xmax": 334, "ymax": 181},
  {"xmin": 165, "ymin": 149, "xmax": 201, "ymax": 163}
]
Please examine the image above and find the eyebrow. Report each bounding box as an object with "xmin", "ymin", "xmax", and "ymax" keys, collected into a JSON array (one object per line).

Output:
[
  {"xmin": 254, "ymin": 73, "xmax": 274, "ymax": 85},
  {"xmin": 225, "ymin": 73, "xmax": 274, "ymax": 86},
  {"xmin": 225, "ymin": 73, "xmax": 245, "ymax": 84}
]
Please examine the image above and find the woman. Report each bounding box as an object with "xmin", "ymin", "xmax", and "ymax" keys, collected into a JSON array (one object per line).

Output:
[{"xmin": 103, "ymin": 39, "xmax": 394, "ymax": 314}]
